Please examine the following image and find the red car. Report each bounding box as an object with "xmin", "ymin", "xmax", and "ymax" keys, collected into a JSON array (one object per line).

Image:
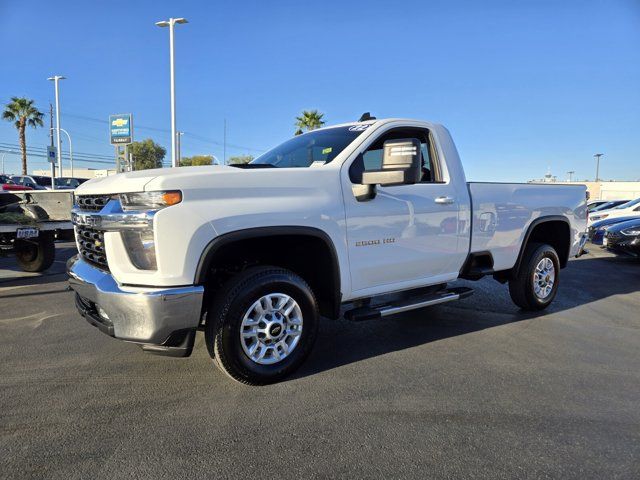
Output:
[{"xmin": 0, "ymin": 174, "xmax": 33, "ymax": 192}]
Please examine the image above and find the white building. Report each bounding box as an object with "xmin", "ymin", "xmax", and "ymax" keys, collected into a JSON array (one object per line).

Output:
[{"xmin": 32, "ymin": 167, "xmax": 117, "ymax": 179}]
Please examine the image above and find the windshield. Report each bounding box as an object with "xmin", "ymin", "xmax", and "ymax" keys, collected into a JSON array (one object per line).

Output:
[
  {"xmin": 250, "ymin": 125, "xmax": 368, "ymax": 168},
  {"xmin": 591, "ymin": 201, "xmax": 618, "ymax": 212},
  {"xmin": 614, "ymin": 197, "xmax": 640, "ymax": 209},
  {"xmin": 33, "ymin": 176, "xmax": 53, "ymax": 187},
  {"xmin": 55, "ymin": 178, "xmax": 81, "ymax": 187}
]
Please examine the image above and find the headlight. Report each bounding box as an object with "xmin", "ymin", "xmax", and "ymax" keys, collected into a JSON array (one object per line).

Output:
[
  {"xmin": 120, "ymin": 191, "xmax": 182, "ymax": 211},
  {"xmin": 621, "ymin": 228, "xmax": 640, "ymax": 236},
  {"xmin": 122, "ymin": 229, "xmax": 157, "ymax": 270}
]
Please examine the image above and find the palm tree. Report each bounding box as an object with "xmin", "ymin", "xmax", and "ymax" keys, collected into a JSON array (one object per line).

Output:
[
  {"xmin": 294, "ymin": 110, "xmax": 325, "ymax": 135},
  {"xmin": 2, "ymin": 97, "xmax": 45, "ymax": 174}
]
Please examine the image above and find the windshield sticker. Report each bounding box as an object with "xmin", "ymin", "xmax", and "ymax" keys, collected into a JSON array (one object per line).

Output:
[
  {"xmin": 348, "ymin": 124, "xmax": 370, "ymax": 132},
  {"xmin": 322, "ymin": 147, "xmax": 333, "ymax": 155}
]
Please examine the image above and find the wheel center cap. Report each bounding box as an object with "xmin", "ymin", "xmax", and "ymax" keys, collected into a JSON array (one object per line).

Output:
[{"xmin": 269, "ymin": 323, "xmax": 283, "ymax": 337}]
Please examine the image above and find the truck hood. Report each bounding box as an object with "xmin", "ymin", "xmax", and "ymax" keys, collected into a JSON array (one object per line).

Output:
[{"xmin": 75, "ymin": 165, "xmax": 238, "ymax": 195}]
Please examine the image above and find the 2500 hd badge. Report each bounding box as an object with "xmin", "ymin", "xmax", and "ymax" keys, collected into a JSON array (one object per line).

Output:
[{"xmin": 355, "ymin": 238, "xmax": 396, "ymax": 247}]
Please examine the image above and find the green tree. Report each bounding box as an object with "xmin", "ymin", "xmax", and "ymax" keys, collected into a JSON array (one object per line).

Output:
[
  {"xmin": 228, "ymin": 155, "xmax": 254, "ymax": 165},
  {"xmin": 180, "ymin": 155, "xmax": 215, "ymax": 167},
  {"xmin": 130, "ymin": 139, "xmax": 166, "ymax": 170},
  {"xmin": 2, "ymin": 97, "xmax": 44, "ymax": 174},
  {"xmin": 294, "ymin": 109, "xmax": 325, "ymax": 135}
]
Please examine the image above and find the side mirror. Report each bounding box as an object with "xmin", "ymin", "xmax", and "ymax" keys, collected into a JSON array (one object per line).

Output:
[{"xmin": 362, "ymin": 138, "xmax": 421, "ymax": 187}]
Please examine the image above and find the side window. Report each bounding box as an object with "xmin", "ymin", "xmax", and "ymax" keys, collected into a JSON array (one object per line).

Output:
[
  {"xmin": 349, "ymin": 128, "xmax": 439, "ymax": 183},
  {"xmin": 362, "ymin": 149, "xmax": 382, "ymax": 171}
]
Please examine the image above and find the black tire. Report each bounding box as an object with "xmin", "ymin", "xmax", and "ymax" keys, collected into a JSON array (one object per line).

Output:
[
  {"xmin": 509, "ymin": 243, "xmax": 560, "ymax": 311},
  {"xmin": 14, "ymin": 232, "xmax": 55, "ymax": 272},
  {"xmin": 205, "ymin": 266, "xmax": 319, "ymax": 385}
]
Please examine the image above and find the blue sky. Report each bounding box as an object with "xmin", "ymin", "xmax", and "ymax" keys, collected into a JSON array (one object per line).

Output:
[{"xmin": 0, "ymin": 0, "xmax": 638, "ymax": 181}]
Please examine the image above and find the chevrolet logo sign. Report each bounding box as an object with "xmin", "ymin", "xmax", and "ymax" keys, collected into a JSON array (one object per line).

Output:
[{"xmin": 112, "ymin": 118, "xmax": 128, "ymax": 127}]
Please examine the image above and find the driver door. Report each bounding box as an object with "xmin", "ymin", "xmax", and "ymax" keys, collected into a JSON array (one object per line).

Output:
[{"xmin": 342, "ymin": 127, "xmax": 464, "ymax": 296}]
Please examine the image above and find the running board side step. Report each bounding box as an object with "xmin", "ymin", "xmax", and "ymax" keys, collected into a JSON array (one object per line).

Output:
[{"xmin": 344, "ymin": 287, "xmax": 474, "ymax": 322}]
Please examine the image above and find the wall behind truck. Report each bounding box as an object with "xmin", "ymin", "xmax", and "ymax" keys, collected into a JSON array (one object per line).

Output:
[
  {"xmin": 566, "ymin": 181, "xmax": 640, "ymax": 201},
  {"xmin": 531, "ymin": 180, "xmax": 640, "ymax": 201},
  {"xmin": 597, "ymin": 182, "xmax": 640, "ymax": 201}
]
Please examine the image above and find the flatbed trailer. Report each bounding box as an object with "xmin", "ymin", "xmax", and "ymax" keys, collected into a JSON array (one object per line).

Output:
[{"xmin": 0, "ymin": 190, "xmax": 74, "ymax": 272}]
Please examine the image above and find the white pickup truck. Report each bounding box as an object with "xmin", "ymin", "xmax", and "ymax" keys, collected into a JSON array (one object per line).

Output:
[{"xmin": 68, "ymin": 118, "xmax": 587, "ymax": 384}]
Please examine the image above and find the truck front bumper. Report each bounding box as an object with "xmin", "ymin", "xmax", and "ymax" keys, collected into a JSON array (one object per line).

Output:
[{"xmin": 67, "ymin": 255, "xmax": 204, "ymax": 356}]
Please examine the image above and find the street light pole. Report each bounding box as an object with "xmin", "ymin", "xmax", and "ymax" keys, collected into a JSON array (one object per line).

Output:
[
  {"xmin": 47, "ymin": 75, "xmax": 65, "ymax": 177},
  {"xmin": 567, "ymin": 171, "xmax": 575, "ymax": 182},
  {"xmin": 176, "ymin": 131, "xmax": 184, "ymax": 165},
  {"xmin": 594, "ymin": 153, "xmax": 603, "ymax": 182},
  {"xmin": 51, "ymin": 127, "xmax": 73, "ymax": 176},
  {"xmin": 156, "ymin": 17, "xmax": 188, "ymax": 168}
]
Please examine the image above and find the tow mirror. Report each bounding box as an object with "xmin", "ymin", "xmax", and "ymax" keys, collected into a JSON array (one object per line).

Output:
[
  {"xmin": 354, "ymin": 138, "xmax": 422, "ymax": 202},
  {"xmin": 362, "ymin": 138, "xmax": 421, "ymax": 187}
]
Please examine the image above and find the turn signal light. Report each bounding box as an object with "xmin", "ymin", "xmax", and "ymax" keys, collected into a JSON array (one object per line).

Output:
[{"xmin": 162, "ymin": 191, "xmax": 182, "ymax": 206}]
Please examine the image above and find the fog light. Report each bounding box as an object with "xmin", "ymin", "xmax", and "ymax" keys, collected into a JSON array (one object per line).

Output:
[
  {"xmin": 121, "ymin": 229, "xmax": 157, "ymax": 270},
  {"xmin": 97, "ymin": 306, "xmax": 110, "ymax": 320}
]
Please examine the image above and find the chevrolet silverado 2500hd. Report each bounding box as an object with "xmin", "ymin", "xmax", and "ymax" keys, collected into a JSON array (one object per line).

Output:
[{"xmin": 67, "ymin": 118, "xmax": 587, "ymax": 384}]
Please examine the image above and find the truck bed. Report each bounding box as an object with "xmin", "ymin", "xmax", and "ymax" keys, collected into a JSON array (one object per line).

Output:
[{"xmin": 468, "ymin": 182, "xmax": 587, "ymax": 271}]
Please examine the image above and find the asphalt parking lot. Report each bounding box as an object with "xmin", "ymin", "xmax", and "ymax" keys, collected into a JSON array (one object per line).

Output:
[{"xmin": 1, "ymin": 244, "xmax": 639, "ymax": 479}]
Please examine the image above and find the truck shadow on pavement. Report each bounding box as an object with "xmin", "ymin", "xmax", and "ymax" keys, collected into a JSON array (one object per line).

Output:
[{"xmin": 293, "ymin": 253, "xmax": 640, "ymax": 380}]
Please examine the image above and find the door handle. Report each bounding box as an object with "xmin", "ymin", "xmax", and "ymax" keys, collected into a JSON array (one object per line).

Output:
[{"xmin": 434, "ymin": 196, "xmax": 455, "ymax": 205}]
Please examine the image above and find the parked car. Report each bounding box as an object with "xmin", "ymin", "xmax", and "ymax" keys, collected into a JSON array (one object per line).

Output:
[
  {"xmin": 67, "ymin": 117, "xmax": 587, "ymax": 385},
  {"xmin": 55, "ymin": 177, "xmax": 89, "ymax": 189},
  {"xmin": 588, "ymin": 197, "xmax": 640, "ymax": 225},
  {"xmin": 603, "ymin": 218, "xmax": 640, "ymax": 257},
  {"xmin": 10, "ymin": 175, "xmax": 54, "ymax": 190},
  {"xmin": 589, "ymin": 200, "xmax": 629, "ymax": 213},
  {"xmin": 588, "ymin": 215, "xmax": 640, "ymax": 245},
  {"xmin": 0, "ymin": 174, "xmax": 33, "ymax": 191}
]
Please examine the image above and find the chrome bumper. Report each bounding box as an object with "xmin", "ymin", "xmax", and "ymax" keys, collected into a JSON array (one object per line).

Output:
[{"xmin": 67, "ymin": 255, "xmax": 204, "ymax": 346}]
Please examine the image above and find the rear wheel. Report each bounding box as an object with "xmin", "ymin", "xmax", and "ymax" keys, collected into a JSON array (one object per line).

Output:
[
  {"xmin": 508, "ymin": 243, "xmax": 560, "ymax": 311},
  {"xmin": 205, "ymin": 266, "xmax": 319, "ymax": 385},
  {"xmin": 14, "ymin": 232, "xmax": 55, "ymax": 272}
]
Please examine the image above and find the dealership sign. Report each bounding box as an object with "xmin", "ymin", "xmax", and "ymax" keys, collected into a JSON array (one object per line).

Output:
[{"xmin": 109, "ymin": 113, "xmax": 133, "ymax": 145}]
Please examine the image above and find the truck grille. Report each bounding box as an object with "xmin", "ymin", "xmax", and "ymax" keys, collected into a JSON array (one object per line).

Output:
[
  {"xmin": 75, "ymin": 226, "xmax": 109, "ymax": 270},
  {"xmin": 75, "ymin": 195, "xmax": 112, "ymax": 211}
]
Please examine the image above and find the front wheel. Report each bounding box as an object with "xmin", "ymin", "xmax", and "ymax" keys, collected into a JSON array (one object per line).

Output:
[
  {"xmin": 205, "ymin": 266, "xmax": 319, "ymax": 385},
  {"xmin": 508, "ymin": 243, "xmax": 560, "ymax": 311}
]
